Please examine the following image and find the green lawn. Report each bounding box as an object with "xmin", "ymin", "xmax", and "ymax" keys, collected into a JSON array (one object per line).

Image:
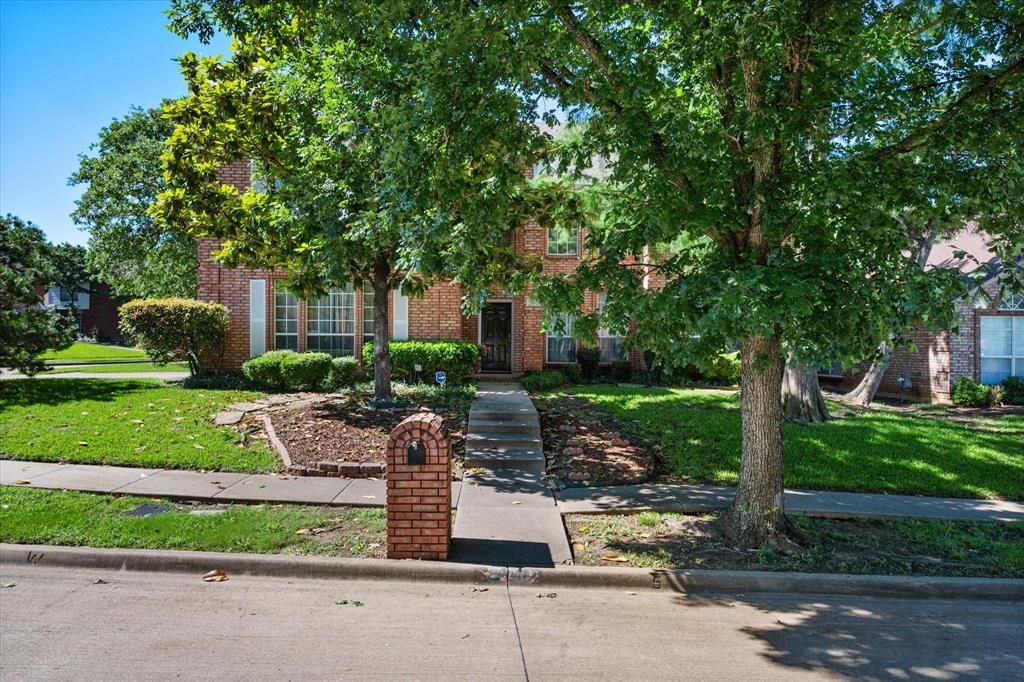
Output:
[
  {"xmin": 548, "ymin": 386, "xmax": 1024, "ymax": 500},
  {"xmin": 41, "ymin": 362, "xmax": 189, "ymax": 374},
  {"xmin": 38, "ymin": 342, "xmax": 148, "ymax": 363},
  {"xmin": 0, "ymin": 379, "xmax": 279, "ymax": 472},
  {"xmin": 0, "ymin": 487, "xmax": 385, "ymax": 557}
]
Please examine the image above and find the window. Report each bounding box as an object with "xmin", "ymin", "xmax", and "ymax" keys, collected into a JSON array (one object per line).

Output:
[
  {"xmin": 999, "ymin": 293, "xmax": 1024, "ymax": 311},
  {"xmin": 362, "ymin": 284, "xmax": 375, "ymax": 350},
  {"xmin": 547, "ymin": 225, "xmax": 579, "ymax": 256},
  {"xmin": 274, "ymin": 283, "xmax": 298, "ymax": 351},
  {"xmin": 597, "ymin": 292, "xmax": 627, "ymax": 363},
  {"xmin": 306, "ymin": 285, "xmax": 356, "ymax": 356},
  {"xmin": 545, "ymin": 312, "xmax": 577, "ymax": 363},
  {"xmin": 980, "ymin": 316, "xmax": 1024, "ymax": 384},
  {"xmin": 496, "ymin": 227, "xmax": 514, "ymax": 247}
]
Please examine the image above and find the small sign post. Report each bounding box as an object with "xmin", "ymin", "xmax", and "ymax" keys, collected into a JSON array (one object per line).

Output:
[{"xmin": 435, "ymin": 371, "xmax": 446, "ymax": 388}]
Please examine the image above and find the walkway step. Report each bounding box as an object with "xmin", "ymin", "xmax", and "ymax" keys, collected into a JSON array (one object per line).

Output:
[
  {"xmin": 468, "ymin": 416, "xmax": 540, "ymax": 434},
  {"xmin": 464, "ymin": 446, "xmax": 546, "ymax": 471},
  {"xmin": 466, "ymin": 431, "xmax": 542, "ymax": 449}
]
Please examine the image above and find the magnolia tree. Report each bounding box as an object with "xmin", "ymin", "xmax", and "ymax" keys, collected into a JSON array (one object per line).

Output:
[
  {"xmin": 170, "ymin": 0, "xmax": 1023, "ymax": 546},
  {"xmin": 155, "ymin": 18, "xmax": 546, "ymax": 400}
]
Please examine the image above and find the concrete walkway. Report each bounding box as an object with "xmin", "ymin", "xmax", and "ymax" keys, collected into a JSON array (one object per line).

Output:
[
  {"xmin": 556, "ymin": 483, "xmax": 1024, "ymax": 523},
  {"xmin": 451, "ymin": 383, "xmax": 573, "ymax": 567},
  {"xmin": 0, "ymin": 459, "xmax": 460, "ymax": 508}
]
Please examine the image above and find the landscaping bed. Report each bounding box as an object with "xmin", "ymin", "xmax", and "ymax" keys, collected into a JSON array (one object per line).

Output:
[
  {"xmin": 534, "ymin": 393, "xmax": 654, "ymax": 486},
  {"xmin": 0, "ymin": 379, "xmax": 279, "ymax": 472},
  {"xmin": 566, "ymin": 512, "xmax": 1024, "ymax": 578},
  {"xmin": 264, "ymin": 384, "xmax": 471, "ymax": 476},
  {"xmin": 0, "ymin": 487, "xmax": 386, "ymax": 558},
  {"xmin": 546, "ymin": 385, "xmax": 1024, "ymax": 500}
]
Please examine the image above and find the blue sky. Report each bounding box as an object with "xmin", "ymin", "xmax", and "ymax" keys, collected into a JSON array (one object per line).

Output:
[{"xmin": 0, "ymin": 0, "xmax": 230, "ymax": 246}]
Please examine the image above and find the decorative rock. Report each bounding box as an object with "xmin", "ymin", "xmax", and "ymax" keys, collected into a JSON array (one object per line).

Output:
[
  {"xmin": 568, "ymin": 471, "xmax": 589, "ymax": 482},
  {"xmin": 214, "ymin": 411, "xmax": 245, "ymax": 426},
  {"xmin": 562, "ymin": 446, "xmax": 584, "ymax": 457},
  {"xmin": 229, "ymin": 402, "xmax": 265, "ymax": 413},
  {"xmin": 611, "ymin": 438, "xmax": 631, "ymax": 447}
]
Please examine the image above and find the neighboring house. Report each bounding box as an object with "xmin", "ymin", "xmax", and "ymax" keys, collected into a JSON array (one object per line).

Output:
[
  {"xmin": 821, "ymin": 226, "xmax": 1024, "ymax": 402},
  {"xmin": 37, "ymin": 281, "xmax": 123, "ymax": 342},
  {"xmin": 201, "ymin": 161, "xmax": 656, "ymax": 375}
]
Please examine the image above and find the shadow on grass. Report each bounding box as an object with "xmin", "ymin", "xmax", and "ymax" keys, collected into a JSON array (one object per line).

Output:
[
  {"xmin": 0, "ymin": 378, "xmax": 161, "ymax": 409},
  {"xmin": 562, "ymin": 387, "xmax": 1024, "ymax": 500}
]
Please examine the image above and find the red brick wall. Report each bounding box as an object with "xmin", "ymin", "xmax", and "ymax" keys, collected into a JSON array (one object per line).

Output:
[{"xmin": 386, "ymin": 412, "xmax": 451, "ymax": 560}]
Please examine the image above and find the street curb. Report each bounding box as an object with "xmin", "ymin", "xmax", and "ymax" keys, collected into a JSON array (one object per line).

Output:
[{"xmin": 3, "ymin": 543, "xmax": 1022, "ymax": 601}]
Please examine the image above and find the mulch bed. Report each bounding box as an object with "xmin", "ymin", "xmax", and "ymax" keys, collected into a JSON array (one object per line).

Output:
[
  {"xmin": 536, "ymin": 395, "xmax": 655, "ymax": 487},
  {"xmin": 268, "ymin": 399, "xmax": 466, "ymax": 471}
]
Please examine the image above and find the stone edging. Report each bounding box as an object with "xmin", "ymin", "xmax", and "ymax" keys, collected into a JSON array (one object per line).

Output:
[
  {"xmin": 260, "ymin": 414, "xmax": 385, "ymax": 478},
  {"xmin": 4, "ymin": 543, "xmax": 1021, "ymax": 602}
]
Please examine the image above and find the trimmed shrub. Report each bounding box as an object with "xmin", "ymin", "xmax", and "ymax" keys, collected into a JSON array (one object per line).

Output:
[
  {"xmin": 242, "ymin": 350, "xmax": 296, "ymax": 390},
  {"xmin": 329, "ymin": 356, "xmax": 359, "ymax": 389},
  {"xmin": 576, "ymin": 346, "xmax": 601, "ymax": 380},
  {"xmin": 611, "ymin": 359, "xmax": 633, "ymax": 382},
  {"xmin": 119, "ymin": 298, "xmax": 229, "ymax": 376},
  {"xmin": 520, "ymin": 370, "xmax": 567, "ymax": 392},
  {"xmin": 363, "ymin": 339, "xmax": 481, "ymax": 383},
  {"xmin": 1002, "ymin": 376, "xmax": 1024, "ymax": 405},
  {"xmin": 281, "ymin": 352, "xmax": 332, "ymax": 391},
  {"xmin": 952, "ymin": 376, "xmax": 992, "ymax": 407},
  {"xmin": 704, "ymin": 352, "xmax": 741, "ymax": 385},
  {"xmin": 558, "ymin": 362, "xmax": 582, "ymax": 383}
]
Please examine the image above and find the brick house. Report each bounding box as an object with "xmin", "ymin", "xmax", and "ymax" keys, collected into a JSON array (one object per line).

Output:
[
  {"xmin": 821, "ymin": 227, "xmax": 1024, "ymax": 402},
  {"xmin": 37, "ymin": 280, "xmax": 124, "ymax": 342},
  {"xmin": 200, "ymin": 160, "xmax": 653, "ymax": 375}
]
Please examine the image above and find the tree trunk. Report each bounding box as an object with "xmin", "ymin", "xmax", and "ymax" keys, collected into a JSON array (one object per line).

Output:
[
  {"xmin": 843, "ymin": 341, "xmax": 891, "ymax": 407},
  {"xmin": 781, "ymin": 353, "xmax": 830, "ymax": 423},
  {"xmin": 726, "ymin": 334, "xmax": 787, "ymax": 547},
  {"xmin": 371, "ymin": 257, "xmax": 393, "ymax": 401}
]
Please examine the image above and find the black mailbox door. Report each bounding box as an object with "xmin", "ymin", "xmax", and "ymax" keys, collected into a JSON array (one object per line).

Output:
[{"xmin": 480, "ymin": 302, "xmax": 512, "ymax": 372}]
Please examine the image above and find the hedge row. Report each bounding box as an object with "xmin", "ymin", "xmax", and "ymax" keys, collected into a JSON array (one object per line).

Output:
[
  {"xmin": 953, "ymin": 375, "xmax": 1024, "ymax": 407},
  {"xmin": 242, "ymin": 351, "xmax": 358, "ymax": 391},
  {"xmin": 362, "ymin": 339, "xmax": 481, "ymax": 383}
]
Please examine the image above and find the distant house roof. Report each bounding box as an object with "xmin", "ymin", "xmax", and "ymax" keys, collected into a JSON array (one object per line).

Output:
[{"xmin": 926, "ymin": 221, "xmax": 997, "ymax": 274}]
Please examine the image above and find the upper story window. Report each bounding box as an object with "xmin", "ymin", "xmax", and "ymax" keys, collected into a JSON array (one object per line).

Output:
[
  {"xmin": 547, "ymin": 225, "xmax": 579, "ymax": 256},
  {"xmin": 274, "ymin": 283, "xmax": 298, "ymax": 351},
  {"xmin": 306, "ymin": 284, "xmax": 356, "ymax": 356},
  {"xmin": 999, "ymin": 293, "xmax": 1024, "ymax": 311}
]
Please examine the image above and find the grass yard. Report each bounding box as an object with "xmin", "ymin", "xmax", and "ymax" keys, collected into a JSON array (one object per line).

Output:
[
  {"xmin": 566, "ymin": 512, "xmax": 1024, "ymax": 578},
  {"xmin": 38, "ymin": 342, "xmax": 148, "ymax": 363},
  {"xmin": 41, "ymin": 362, "xmax": 189, "ymax": 374},
  {"xmin": 548, "ymin": 386, "xmax": 1024, "ymax": 500},
  {"xmin": 0, "ymin": 379, "xmax": 279, "ymax": 472},
  {"xmin": 0, "ymin": 487, "xmax": 385, "ymax": 557}
]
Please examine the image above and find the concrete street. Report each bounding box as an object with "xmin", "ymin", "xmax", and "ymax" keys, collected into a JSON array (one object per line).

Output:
[{"xmin": 1, "ymin": 563, "xmax": 1021, "ymax": 680}]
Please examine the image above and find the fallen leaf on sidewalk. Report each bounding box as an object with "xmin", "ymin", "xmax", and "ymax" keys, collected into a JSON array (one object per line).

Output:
[
  {"xmin": 202, "ymin": 569, "xmax": 228, "ymax": 582},
  {"xmin": 0, "ymin": 583, "xmax": 15, "ymax": 589},
  {"xmin": 362, "ymin": 495, "xmax": 376, "ymax": 499},
  {"xmin": 536, "ymin": 592, "xmax": 558, "ymax": 599},
  {"xmin": 92, "ymin": 578, "xmax": 107, "ymax": 585},
  {"xmin": 472, "ymin": 587, "xmax": 489, "ymax": 592},
  {"xmin": 14, "ymin": 480, "xmax": 31, "ymax": 485},
  {"xmin": 602, "ymin": 554, "xmax": 630, "ymax": 563},
  {"xmin": 275, "ymin": 474, "xmax": 290, "ymax": 480}
]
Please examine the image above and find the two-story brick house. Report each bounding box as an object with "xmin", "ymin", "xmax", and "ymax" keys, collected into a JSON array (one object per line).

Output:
[{"xmin": 200, "ymin": 161, "xmax": 647, "ymax": 375}]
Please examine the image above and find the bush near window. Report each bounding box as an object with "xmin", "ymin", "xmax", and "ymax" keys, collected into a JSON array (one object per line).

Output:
[
  {"xmin": 952, "ymin": 376, "xmax": 995, "ymax": 407},
  {"xmin": 576, "ymin": 346, "xmax": 601, "ymax": 380},
  {"xmin": 610, "ymin": 360, "xmax": 633, "ymax": 382},
  {"xmin": 703, "ymin": 352, "xmax": 741, "ymax": 385},
  {"xmin": 118, "ymin": 298, "xmax": 229, "ymax": 376},
  {"xmin": 1002, "ymin": 376, "xmax": 1024, "ymax": 405},
  {"xmin": 362, "ymin": 340, "xmax": 481, "ymax": 383},
  {"xmin": 281, "ymin": 352, "xmax": 332, "ymax": 391},
  {"xmin": 242, "ymin": 350, "xmax": 296, "ymax": 390},
  {"xmin": 521, "ymin": 370, "xmax": 568, "ymax": 392},
  {"xmin": 329, "ymin": 356, "xmax": 359, "ymax": 389}
]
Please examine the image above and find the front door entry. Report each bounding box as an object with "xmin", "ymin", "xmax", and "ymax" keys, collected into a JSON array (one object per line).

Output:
[{"xmin": 480, "ymin": 302, "xmax": 512, "ymax": 372}]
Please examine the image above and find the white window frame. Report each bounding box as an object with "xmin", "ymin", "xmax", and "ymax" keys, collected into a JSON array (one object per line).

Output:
[
  {"xmin": 596, "ymin": 292, "xmax": 627, "ymax": 363},
  {"xmin": 274, "ymin": 282, "xmax": 299, "ymax": 351},
  {"xmin": 979, "ymin": 314, "xmax": 1024, "ymax": 385},
  {"xmin": 545, "ymin": 311, "xmax": 577, "ymax": 364},
  {"xmin": 547, "ymin": 225, "xmax": 579, "ymax": 256},
  {"xmin": 249, "ymin": 279, "xmax": 267, "ymax": 358},
  {"xmin": 999, "ymin": 293, "xmax": 1024, "ymax": 311},
  {"xmin": 362, "ymin": 284, "xmax": 376, "ymax": 351},
  {"xmin": 305, "ymin": 284, "xmax": 356, "ymax": 356}
]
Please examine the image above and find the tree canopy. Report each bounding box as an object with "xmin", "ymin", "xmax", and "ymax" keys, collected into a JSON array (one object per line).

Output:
[{"xmin": 70, "ymin": 105, "xmax": 197, "ymax": 299}]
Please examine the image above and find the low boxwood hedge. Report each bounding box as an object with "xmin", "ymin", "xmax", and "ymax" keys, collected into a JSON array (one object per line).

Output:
[
  {"xmin": 280, "ymin": 352, "xmax": 332, "ymax": 391},
  {"xmin": 362, "ymin": 339, "xmax": 481, "ymax": 383}
]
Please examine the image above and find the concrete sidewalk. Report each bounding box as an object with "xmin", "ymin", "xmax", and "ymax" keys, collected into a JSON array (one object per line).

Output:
[
  {"xmin": 0, "ymin": 459, "xmax": 461, "ymax": 508},
  {"xmin": 556, "ymin": 482, "xmax": 1024, "ymax": 523}
]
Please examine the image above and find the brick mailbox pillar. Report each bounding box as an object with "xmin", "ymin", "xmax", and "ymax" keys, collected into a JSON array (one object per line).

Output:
[{"xmin": 386, "ymin": 412, "xmax": 452, "ymax": 560}]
